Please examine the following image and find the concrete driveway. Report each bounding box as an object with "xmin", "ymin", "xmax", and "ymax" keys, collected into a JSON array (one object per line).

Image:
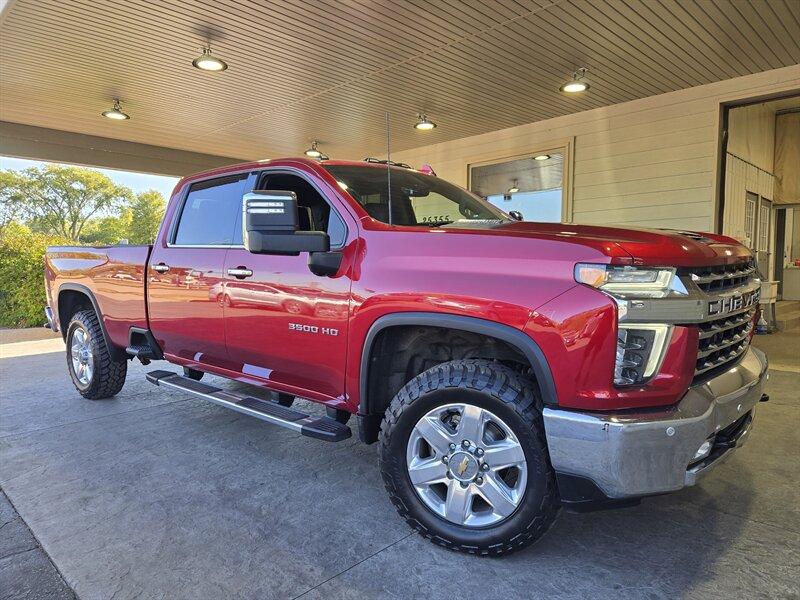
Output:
[{"xmin": 1, "ymin": 333, "xmax": 798, "ymax": 599}]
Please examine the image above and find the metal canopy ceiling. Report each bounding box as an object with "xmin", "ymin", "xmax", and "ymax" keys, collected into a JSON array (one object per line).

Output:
[{"xmin": 1, "ymin": 0, "xmax": 799, "ymax": 164}]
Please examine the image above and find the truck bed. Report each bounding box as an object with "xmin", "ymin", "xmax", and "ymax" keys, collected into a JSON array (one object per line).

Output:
[{"xmin": 44, "ymin": 245, "xmax": 152, "ymax": 349}]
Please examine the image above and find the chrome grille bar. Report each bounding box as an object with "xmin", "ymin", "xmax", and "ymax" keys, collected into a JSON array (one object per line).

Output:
[
  {"xmin": 687, "ymin": 259, "xmax": 756, "ymax": 294},
  {"xmin": 694, "ymin": 306, "xmax": 756, "ymax": 379}
]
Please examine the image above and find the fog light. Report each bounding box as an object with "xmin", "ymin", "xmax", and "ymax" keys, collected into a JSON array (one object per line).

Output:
[{"xmin": 693, "ymin": 440, "xmax": 713, "ymax": 462}]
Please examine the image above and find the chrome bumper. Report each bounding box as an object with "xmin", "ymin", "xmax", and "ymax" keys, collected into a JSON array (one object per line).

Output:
[{"xmin": 543, "ymin": 346, "xmax": 768, "ymax": 499}]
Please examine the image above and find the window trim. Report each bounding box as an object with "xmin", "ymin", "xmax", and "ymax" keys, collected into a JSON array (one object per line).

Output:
[
  {"xmin": 167, "ymin": 171, "xmax": 253, "ymax": 248},
  {"xmin": 253, "ymin": 167, "xmax": 349, "ymax": 250},
  {"xmin": 466, "ymin": 139, "xmax": 574, "ymax": 222}
]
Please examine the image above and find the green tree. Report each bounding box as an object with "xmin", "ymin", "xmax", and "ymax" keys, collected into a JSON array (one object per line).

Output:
[
  {"xmin": 0, "ymin": 221, "xmax": 71, "ymax": 327},
  {"xmin": 129, "ymin": 189, "xmax": 166, "ymax": 244},
  {"xmin": 0, "ymin": 164, "xmax": 132, "ymax": 241},
  {"xmin": 82, "ymin": 209, "xmax": 133, "ymax": 245}
]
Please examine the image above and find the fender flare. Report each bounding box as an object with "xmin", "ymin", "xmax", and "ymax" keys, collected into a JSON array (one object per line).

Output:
[
  {"xmin": 358, "ymin": 312, "xmax": 558, "ymax": 415},
  {"xmin": 57, "ymin": 283, "xmax": 124, "ymax": 359}
]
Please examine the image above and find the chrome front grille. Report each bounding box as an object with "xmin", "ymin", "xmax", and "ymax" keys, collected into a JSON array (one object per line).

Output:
[
  {"xmin": 694, "ymin": 307, "xmax": 756, "ymax": 379},
  {"xmin": 686, "ymin": 260, "xmax": 756, "ymax": 293}
]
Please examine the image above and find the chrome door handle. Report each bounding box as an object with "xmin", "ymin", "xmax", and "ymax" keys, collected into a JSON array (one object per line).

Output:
[
  {"xmin": 153, "ymin": 263, "xmax": 170, "ymax": 273},
  {"xmin": 227, "ymin": 267, "xmax": 253, "ymax": 279}
]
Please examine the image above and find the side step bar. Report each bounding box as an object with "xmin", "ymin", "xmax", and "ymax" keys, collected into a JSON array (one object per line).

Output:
[{"xmin": 146, "ymin": 370, "xmax": 351, "ymax": 442}]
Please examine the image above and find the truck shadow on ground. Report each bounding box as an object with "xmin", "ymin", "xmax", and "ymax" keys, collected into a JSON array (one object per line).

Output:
[{"xmin": 222, "ymin": 377, "xmax": 761, "ymax": 597}]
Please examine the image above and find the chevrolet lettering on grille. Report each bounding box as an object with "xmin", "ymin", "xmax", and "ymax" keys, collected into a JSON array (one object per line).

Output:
[{"xmin": 708, "ymin": 289, "xmax": 759, "ymax": 317}]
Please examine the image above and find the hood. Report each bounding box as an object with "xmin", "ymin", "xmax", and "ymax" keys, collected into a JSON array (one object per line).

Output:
[{"xmin": 485, "ymin": 221, "xmax": 752, "ymax": 267}]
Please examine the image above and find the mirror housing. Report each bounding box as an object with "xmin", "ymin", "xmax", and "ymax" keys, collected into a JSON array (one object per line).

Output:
[
  {"xmin": 243, "ymin": 191, "xmax": 330, "ymax": 255},
  {"xmin": 509, "ymin": 210, "xmax": 523, "ymax": 222}
]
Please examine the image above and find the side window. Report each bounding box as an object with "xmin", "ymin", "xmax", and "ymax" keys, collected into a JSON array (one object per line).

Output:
[
  {"xmin": 250, "ymin": 173, "xmax": 347, "ymax": 248},
  {"xmin": 173, "ymin": 174, "xmax": 248, "ymax": 245}
]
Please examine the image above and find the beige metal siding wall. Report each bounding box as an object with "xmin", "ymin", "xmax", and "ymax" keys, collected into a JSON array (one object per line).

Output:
[
  {"xmin": 723, "ymin": 102, "xmax": 778, "ymax": 244},
  {"xmin": 393, "ymin": 66, "xmax": 800, "ymax": 233},
  {"xmin": 727, "ymin": 103, "xmax": 777, "ymax": 172},
  {"xmin": 722, "ymin": 155, "xmax": 775, "ymax": 244}
]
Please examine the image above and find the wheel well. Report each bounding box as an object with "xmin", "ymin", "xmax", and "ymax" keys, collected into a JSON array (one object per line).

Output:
[
  {"xmin": 364, "ymin": 325, "xmax": 537, "ymax": 417},
  {"xmin": 57, "ymin": 290, "xmax": 94, "ymax": 339}
]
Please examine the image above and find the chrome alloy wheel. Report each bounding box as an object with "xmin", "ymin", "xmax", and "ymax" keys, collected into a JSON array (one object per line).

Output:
[
  {"xmin": 70, "ymin": 326, "xmax": 94, "ymax": 386},
  {"xmin": 406, "ymin": 403, "xmax": 528, "ymax": 528}
]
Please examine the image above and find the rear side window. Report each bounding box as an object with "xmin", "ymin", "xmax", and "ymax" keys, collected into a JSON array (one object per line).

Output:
[{"xmin": 173, "ymin": 174, "xmax": 248, "ymax": 245}]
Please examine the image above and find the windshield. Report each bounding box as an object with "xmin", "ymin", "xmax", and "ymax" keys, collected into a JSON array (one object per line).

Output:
[{"xmin": 324, "ymin": 165, "xmax": 510, "ymax": 228}]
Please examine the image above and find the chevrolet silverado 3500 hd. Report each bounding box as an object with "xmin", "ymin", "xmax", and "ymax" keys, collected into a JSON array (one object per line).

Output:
[{"xmin": 44, "ymin": 158, "xmax": 769, "ymax": 555}]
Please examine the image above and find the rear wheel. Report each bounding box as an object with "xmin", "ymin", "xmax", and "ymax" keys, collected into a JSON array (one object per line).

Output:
[
  {"xmin": 66, "ymin": 309, "xmax": 127, "ymax": 399},
  {"xmin": 379, "ymin": 359, "xmax": 559, "ymax": 555}
]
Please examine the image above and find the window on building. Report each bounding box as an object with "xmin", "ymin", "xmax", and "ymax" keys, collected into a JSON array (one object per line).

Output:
[
  {"xmin": 758, "ymin": 197, "xmax": 772, "ymax": 252},
  {"xmin": 469, "ymin": 152, "xmax": 565, "ymax": 222},
  {"xmin": 744, "ymin": 192, "xmax": 757, "ymax": 248}
]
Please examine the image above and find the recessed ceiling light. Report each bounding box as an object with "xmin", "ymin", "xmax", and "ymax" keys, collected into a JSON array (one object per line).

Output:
[
  {"xmin": 101, "ymin": 99, "xmax": 130, "ymax": 120},
  {"xmin": 560, "ymin": 68, "xmax": 590, "ymax": 93},
  {"xmin": 533, "ymin": 154, "xmax": 550, "ymax": 161},
  {"xmin": 507, "ymin": 179, "xmax": 520, "ymax": 194},
  {"xmin": 414, "ymin": 114, "xmax": 436, "ymax": 130},
  {"xmin": 192, "ymin": 45, "xmax": 228, "ymax": 72},
  {"xmin": 304, "ymin": 140, "xmax": 322, "ymax": 158}
]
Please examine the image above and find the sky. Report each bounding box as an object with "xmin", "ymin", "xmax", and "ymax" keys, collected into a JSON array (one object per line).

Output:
[{"xmin": 0, "ymin": 156, "xmax": 180, "ymax": 199}]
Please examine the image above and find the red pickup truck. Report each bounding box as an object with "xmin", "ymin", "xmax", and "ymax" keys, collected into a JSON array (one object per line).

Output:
[{"xmin": 44, "ymin": 157, "xmax": 769, "ymax": 555}]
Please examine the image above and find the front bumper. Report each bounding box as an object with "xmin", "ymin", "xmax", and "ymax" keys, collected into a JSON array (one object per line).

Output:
[{"xmin": 543, "ymin": 346, "xmax": 768, "ymax": 500}]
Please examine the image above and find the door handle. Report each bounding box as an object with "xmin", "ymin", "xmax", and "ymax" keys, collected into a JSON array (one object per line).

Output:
[
  {"xmin": 227, "ymin": 267, "xmax": 253, "ymax": 279},
  {"xmin": 153, "ymin": 263, "xmax": 170, "ymax": 273}
]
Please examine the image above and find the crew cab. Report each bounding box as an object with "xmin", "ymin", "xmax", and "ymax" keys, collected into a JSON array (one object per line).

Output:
[{"xmin": 44, "ymin": 158, "xmax": 769, "ymax": 555}]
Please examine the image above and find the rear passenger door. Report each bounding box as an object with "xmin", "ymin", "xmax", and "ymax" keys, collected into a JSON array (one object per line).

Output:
[{"xmin": 148, "ymin": 172, "xmax": 252, "ymax": 370}]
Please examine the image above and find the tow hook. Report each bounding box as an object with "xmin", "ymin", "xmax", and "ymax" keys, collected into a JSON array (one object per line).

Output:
[{"xmin": 759, "ymin": 394, "xmax": 769, "ymax": 403}]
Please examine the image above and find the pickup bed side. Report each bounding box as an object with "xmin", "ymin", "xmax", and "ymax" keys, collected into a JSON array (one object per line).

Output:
[{"xmin": 44, "ymin": 245, "xmax": 151, "ymax": 350}]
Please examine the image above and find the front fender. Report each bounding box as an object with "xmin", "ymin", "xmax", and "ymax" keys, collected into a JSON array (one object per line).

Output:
[{"xmin": 350, "ymin": 306, "xmax": 559, "ymax": 416}]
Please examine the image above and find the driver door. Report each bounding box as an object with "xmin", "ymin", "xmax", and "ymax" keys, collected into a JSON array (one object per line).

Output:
[{"xmin": 222, "ymin": 170, "xmax": 354, "ymax": 403}]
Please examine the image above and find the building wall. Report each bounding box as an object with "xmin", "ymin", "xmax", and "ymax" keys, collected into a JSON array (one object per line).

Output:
[
  {"xmin": 775, "ymin": 112, "xmax": 800, "ymax": 205},
  {"xmin": 727, "ymin": 103, "xmax": 776, "ymax": 172},
  {"xmin": 722, "ymin": 155, "xmax": 774, "ymax": 246},
  {"xmin": 393, "ymin": 65, "xmax": 800, "ymax": 233}
]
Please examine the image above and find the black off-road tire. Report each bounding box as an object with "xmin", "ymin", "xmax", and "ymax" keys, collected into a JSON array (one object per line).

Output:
[
  {"xmin": 66, "ymin": 309, "xmax": 127, "ymax": 400},
  {"xmin": 183, "ymin": 367, "xmax": 205, "ymax": 381},
  {"xmin": 379, "ymin": 359, "xmax": 560, "ymax": 556}
]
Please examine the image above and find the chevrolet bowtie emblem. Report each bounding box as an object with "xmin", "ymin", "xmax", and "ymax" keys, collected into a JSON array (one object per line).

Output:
[{"xmin": 457, "ymin": 456, "xmax": 470, "ymax": 477}]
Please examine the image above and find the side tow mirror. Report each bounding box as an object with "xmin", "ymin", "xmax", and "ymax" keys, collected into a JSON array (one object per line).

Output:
[{"xmin": 243, "ymin": 191, "xmax": 330, "ymax": 255}]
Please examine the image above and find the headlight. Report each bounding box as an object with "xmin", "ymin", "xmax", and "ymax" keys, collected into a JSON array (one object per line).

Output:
[{"xmin": 574, "ymin": 264, "xmax": 678, "ymax": 299}]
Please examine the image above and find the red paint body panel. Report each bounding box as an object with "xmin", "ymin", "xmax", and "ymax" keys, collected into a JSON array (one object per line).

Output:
[
  {"xmin": 147, "ymin": 247, "xmax": 228, "ymax": 366},
  {"xmin": 44, "ymin": 246, "xmax": 150, "ymax": 347},
  {"xmin": 526, "ymin": 285, "xmax": 698, "ymax": 411},
  {"xmin": 44, "ymin": 158, "xmax": 754, "ymax": 415}
]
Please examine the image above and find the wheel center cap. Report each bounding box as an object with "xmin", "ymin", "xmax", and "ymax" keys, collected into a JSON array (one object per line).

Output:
[{"xmin": 448, "ymin": 451, "xmax": 479, "ymax": 482}]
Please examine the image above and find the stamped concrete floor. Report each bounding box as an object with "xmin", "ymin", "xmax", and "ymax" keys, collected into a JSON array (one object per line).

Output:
[{"xmin": 0, "ymin": 332, "xmax": 798, "ymax": 600}]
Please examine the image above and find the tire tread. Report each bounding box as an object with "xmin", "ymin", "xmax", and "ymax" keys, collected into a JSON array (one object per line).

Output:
[
  {"xmin": 67, "ymin": 309, "xmax": 127, "ymax": 400},
  {"xmin": 378, "ymin": 359, "xmax": 560, "ymax": 556}
]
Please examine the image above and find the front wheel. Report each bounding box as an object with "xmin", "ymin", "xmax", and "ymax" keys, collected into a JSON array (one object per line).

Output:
[
  {"xmin": 66, "ymin": 310, "xmax": 127, "ymax": 399},
  {"xmin": 379, "ymin": 359, "xmax": 559, "ymax": 556}
]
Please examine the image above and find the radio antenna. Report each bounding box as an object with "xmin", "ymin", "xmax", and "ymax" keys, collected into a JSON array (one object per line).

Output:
[{"xmin": 385, "ymin": 111, "xmax": 393, "ymax": 226}]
